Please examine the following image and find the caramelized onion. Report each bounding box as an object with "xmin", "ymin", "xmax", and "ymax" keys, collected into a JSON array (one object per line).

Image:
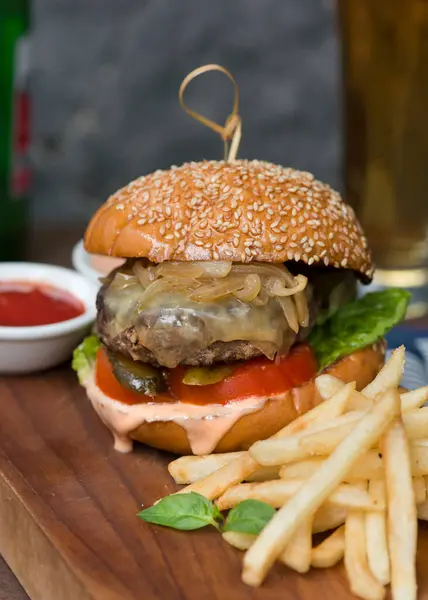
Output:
[
  {"xmin": 189, "ymin": 276, "xmax": 245, "ymax": 302},
  {"xmin": 265, "ymin": 274, "xmax": 308, "ymax": 297},
  {"xmin": 277, "ymin": 296, "xmax": 299, "ymax": 333},
  {"xmin": 133, "ymin": 261, "xmax": 156, "ymax": 288},
  {"xmin": 251, "ymin": 287, "xmax": 270, "ymax": 306},
  {"xmin": 138, "ymin": 277, "xmax": 197, "ymax": 308},
  {"xmin": 155, "ymin": 262, "xmax": 206, "ymax": 280},
  {"xmin": 128, "ymin": 259, "xmax": 310, "ymax": 334},
  {"xmin": 233, "ymin": 274, "xmax": 261, "ymax": 302},
  {"xmin": 110, "ymin": 272, "xmax": 140, "ymax": 290},
  {"xmin": 233, "ymin": 263, "xmax": 295, "ymax": 285},
  {"xmin": 198, "ymin": 261, "xmax": 232, "ymax": 279},
  {"xmin": 295, "ymin": 290, "xmax": 309, "ymax": 328}
]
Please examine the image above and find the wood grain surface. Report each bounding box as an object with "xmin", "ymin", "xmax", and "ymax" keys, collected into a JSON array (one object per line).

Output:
[{"xmin": 1, "ymin": 366, "xmax": 428, "ymax": 600}]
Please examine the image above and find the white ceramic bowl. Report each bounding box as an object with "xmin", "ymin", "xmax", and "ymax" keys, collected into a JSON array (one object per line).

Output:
[
  {"xmin": 72, "ymin": 239, "xmax": 124, "ymax": 286},
  {"xmin": 0, "ymin": 263, "xmax": 98, "ymax": 374}
]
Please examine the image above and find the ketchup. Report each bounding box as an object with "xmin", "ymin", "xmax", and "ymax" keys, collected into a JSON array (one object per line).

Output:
[{"xmin": 0, "ymin": 281, "xmax": 85, "ymax": 327}]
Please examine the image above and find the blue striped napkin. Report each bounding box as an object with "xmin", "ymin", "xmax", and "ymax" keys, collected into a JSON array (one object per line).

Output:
[{"xmin": 386, "ymin": 326, "xmax": 428, "ymax": 389}]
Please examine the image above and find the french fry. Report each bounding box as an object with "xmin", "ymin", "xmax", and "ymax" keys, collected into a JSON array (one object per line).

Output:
[
  {"xmin": 250, "ymin": 408, "xmax": 363, "ymax": 467},
  {"xmin": 365, "ymin": 479, "xmax": 390, "ymax": 586},
  {"xmin": 279, "ymin": 458, "xmax": 325, "ymax": 480},
  {"xmin": 317, "ymin": 373, "xmax": 428, "ymax": 414},
  {"xmin": 344, "ymin": 511, "xmax": 385, "ymax": 600},
  {"xmin": 168, "ymin": 452, "xmax": 279, "ymax": 485},
  {"xmin": 315, "ymin": 373, "xmax": 345, "ymax": 399},
  {"xmin": 242, "ymin": 389, "xmax": 400, "ymax": 587},
  {"xmin": 417, "ymin": 472, "xmax": 428, "ymax": 519},
  {"xmin": 298, "ymin": 415, "xmax": 364, "ymax": 458},
  {"xmin": 401, "ymin": 387, "xmax": 428, "ymax": 412},
  {"xmin": 280, "ymin": 451, "xmax": 385, "ymax": 482},
  {"xmin": 413, "ymin": 438, "xmax": 428, "ymax": 447},
  {"xmin": 299, "ymin": 411, "xmax": 428, "ymax": 459},
  {"xmin": 223, "ymin": 531, "xmax": 254, "ymax": 551},
  {"xmin": 316, "ymin": 374, "xmax": 373, "ymax": 411},
  {"xmin": 176, "ymin": 452, "xmax": 259, "ymax": 501},
  {"xmin": 311, "ymin": 525, "xmax": 345, "ymax": 568},
  {"xmin": 410, "ymin": 444, "xmax": 428, "ymax": 476},
  {"xmin": 362, "ymin": 345, "xmax": 405, "ymax": 399},
  {"xmin": 382, "ymin": 419, "xmax": 417, "ymax": 600},
  {"xmin": 246, "ymin": 466, "xmax": 280, "ymax": 482},
  {"xmin": 313, "ymin": 505, "xmax": 347, "ymax": 533},
  {"xmin": 224, "ymin": 518, "xmax": 347, "ymax": 565},
  {"xmin": 413, "ymin": 476, "xmax": 426, "ymax": 505},
  {"xmin": 281, "ymin": 518, "xmax": 313, "ymax": 573},
  {"xmin": 177, "ymin": 380, "xmax": 353, "ymax": 500},
  {"xmin": 403, "ymin": 408, "xmax": 428, "ymax": 440},
  {"xmin": 224, "ymin": 523, "xmax": 314, "ymax": 574},
  {"xmin": 168, "ymin": 452, "xmax": 243, "ymax": 484},
  {"xmin": 417, "ymin": 497, "xmax": 428, "ymax": 521},
  {"xmin": 216, "ymin": 479, "xmax": 384, "ymax": 511}
]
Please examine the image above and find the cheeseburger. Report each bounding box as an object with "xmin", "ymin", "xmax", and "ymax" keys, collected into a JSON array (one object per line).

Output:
[{"xmin": 73, "ymin": 160, "xmax": 409, "ymax": 455}]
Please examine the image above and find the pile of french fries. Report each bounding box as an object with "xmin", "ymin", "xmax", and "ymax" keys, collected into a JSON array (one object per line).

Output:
[{"xmin": 167, "ymin": 346, "xmax": 428, "ymax": 600}]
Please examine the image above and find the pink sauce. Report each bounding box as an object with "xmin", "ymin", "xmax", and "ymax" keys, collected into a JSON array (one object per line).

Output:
[{"xmin": 84, "ymin": 371, "xmax": 273, "ymax": 455}]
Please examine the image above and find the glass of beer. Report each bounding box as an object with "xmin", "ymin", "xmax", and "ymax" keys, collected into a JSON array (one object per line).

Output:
[{"xmin": 339, "ymin": 0, "xmax": 428, "ymax": 317}]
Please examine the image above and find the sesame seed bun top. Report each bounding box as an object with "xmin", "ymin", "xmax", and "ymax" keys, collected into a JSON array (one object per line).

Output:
[{"xmin": 84, "ymin": 159, "xmax": 374, "ymax": 281}]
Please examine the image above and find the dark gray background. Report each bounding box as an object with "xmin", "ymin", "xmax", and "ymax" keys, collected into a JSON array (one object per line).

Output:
[{"xmin": 31, "ymin": 0, "xmax": 341, "ymax": 225}]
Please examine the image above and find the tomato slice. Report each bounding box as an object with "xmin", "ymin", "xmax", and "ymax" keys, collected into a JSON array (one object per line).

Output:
[{"xmin": 95, "ymin": 343, "xmax": 318, "ymax": 406}]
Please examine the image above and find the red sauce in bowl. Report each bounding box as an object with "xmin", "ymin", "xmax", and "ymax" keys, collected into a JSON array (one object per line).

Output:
[{"xmin": 0, "ymin": 281, "xmax": 85, "ymax": 327}]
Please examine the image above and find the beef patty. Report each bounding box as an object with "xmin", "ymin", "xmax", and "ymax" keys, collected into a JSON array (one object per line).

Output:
[
  {"xmin": 96, "ymin": 285, "xmax": 303, "ymax": 367},
  {"xmin": 96, "ymin": 266, "xmax": 356, "ymax": 367}
]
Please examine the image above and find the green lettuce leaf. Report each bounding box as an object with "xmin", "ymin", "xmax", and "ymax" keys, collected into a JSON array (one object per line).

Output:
[
  {"xmin": 309, "ymin": 289, "xmax": 410, "ymax": 370},
  {"xmin": 72, "ymin": 335, "xmax": 100, "ymax": 384}
]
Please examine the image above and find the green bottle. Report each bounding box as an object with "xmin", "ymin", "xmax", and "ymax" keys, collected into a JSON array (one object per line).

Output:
[{"xmin": 0, "ymin": 0, "xmax": 30, "ymax": 260}]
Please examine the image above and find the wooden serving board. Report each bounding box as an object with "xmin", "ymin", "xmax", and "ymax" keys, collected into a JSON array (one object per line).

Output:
[{"xmin": 1, "ymin": 367, "xmax": 428, "ymax": 600}]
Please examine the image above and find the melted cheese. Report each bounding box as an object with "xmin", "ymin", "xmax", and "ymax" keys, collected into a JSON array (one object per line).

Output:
[
  {"xmin": 84, "ymin": 370, "xmax": 272, "ymax": 455},
  {"xmin": 104, "ymin": 282, "xmax": 300, "ymax": 367}
]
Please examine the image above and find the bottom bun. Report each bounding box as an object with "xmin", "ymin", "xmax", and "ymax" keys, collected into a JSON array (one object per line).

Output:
[{"xmin": 130, "ymin": 341, "xmax": 386, "ymax": 455}]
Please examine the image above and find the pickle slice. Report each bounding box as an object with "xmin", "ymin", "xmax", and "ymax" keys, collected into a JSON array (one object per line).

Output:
[
  {"xmin": 182, "ymin": 365, "xmax": 233, "ymax": 386},
  {"xmin": 108, "ymin": 350, "xmax": 166, "ymax": 396}
]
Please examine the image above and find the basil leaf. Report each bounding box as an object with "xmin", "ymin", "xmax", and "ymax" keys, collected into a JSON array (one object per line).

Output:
[
  {"xmin": 309, "ymin": 289, "xmax": 410, "ymax": 370},
  {"xmin": 138, "ymin": 492, "xmax": 222, "ymax": 531},
  {"xmin": 223, "ymin": 500, "xmax": 275, "ymax": 535},
  {"xmin": 72, "ymin": 335, "xmax": 100, "ymax": 384}
]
